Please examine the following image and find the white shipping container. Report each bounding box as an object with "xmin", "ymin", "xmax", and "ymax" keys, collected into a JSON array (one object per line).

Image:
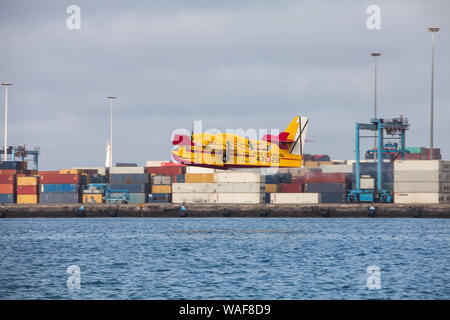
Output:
[
  {"xmin": 270, "ymin": 193, "xmax": 319, "ymax": 204},
  {"xmin": 172, "ymin": 183, "xmax": 265, "ymax": 193},
  {"xmin": 172, "ymin": 183, "xmax": 215, "ymax": 193},
  {"xmin": 394, "ymin": 160, "xmax": 450, "ymax": 172},
  {"xmin": 214, "ymin": 172, "xmax": 262, "ymax": 183},
  {"xmin": 172, "ymin": 193, "xmax": 215, "ymax": 204},
  {"xmin": 145, "ymin": 161, "xmax": 165, "ymax": 167},
  {"xmin": 394, "ymin": 193, "xmax": 450, "ymax": 204},
  {"xmin": 110, "ymin": 167, "xmax": 145, "ymax": 174},
  {"xmin": 186, "ymin": 166, "xmax": 215, "ymax": 174},
  {"xmin": 321, "ymin": 164, "xmax": 353, "ymax": 173},
  {"xmin": 394, "ymin": 171, "xmax": 450, "ymax": 182},
  {"xmin": 360, "ymin": 178, "xmax": 375, "ymax": 189},
  {"xmin": 394, "ymin": 182, "xmax": 450, "ymax": 193},
  {"xmin": 215, "ymin": 193, "xmax": 264, "ymax": 204},
  {"xmin": 214, "ymin": 183, "xmax": 265, "ymax": 193}
]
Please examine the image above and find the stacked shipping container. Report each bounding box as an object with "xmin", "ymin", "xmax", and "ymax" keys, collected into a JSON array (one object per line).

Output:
[
  {"xmin": 17, "ymin": 176, "xmax": 39, "ymax": 204},
  {"xmin": 394, "ymin": 160, "xmax": 450, "ymax": 204}
]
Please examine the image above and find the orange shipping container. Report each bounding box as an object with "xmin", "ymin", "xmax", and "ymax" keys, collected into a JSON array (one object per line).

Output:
[
  {"xmin": 185, "ymin": 173, "xmax": 215, "ymax": 183},
  {"xmin": 17, "ymin": 176, "xmax": 39, "ymax": 186},
  {"xmin": 0, "ymin": 184, "xmax": 15, "ymax": 194},
  {"xmin": 59, "ymin": 169, "xmax": 81, "ymax": 174},
  {"xmin": 17, "ymin": 194, "xmax": 38, "ymax": 204},
  {"xmin": 0, "ymin": 170, "xmax": 16, "ymax": 175},
  {"xmin": 82, "ymin": 194, "xmax": 104, "ymax": 204}
]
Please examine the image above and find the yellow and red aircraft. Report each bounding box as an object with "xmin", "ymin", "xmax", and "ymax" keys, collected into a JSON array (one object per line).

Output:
[{"xmin": 171, "ymin": 115, "xmax": 309, "ymax": 169}]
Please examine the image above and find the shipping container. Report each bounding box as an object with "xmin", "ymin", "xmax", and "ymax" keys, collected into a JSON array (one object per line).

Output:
[
  {"xmin": 0, "ymin": 193, "xmax": 14, "ymax": 203},
  {"xmin": 305, "ymin": 183, "xmax": 347, "ymax": 193},
  {"xmin": 0, "ymin": 174, "xmax": 15, "ymax": 184},
  {"xmin": 59, "ymin": 169, "xmax": 82, "ymax": 174},
  {"xmin": 264, "ymin": 173, "xmax": 292, "ymax": 184},
  {"xmin": 151, "ymin": 185, "xmax": 172, "ymax": 194},
  {"xmin": 394, "ymin": 192, "xmax": 450, "ymax": 204},
  {"xmin": 0, "ymin": 184, "xmax": 15, "ymax": 194},
  {"xmin": 108, "ymin": 184, "xmax": 149, "ymax": 193},
  {"xmin": 39, "ymin": 193, "xmax": 80, "ymax": 203},
  {"xmin": 280, "ymin": 183, "xmax": 304, "ymax": 193},
  {"xmin": 89, "ymin": 174, "xmax": 108, "ymax": 184},
  {"xmin": 394, "ymin": 160, "xmax": 450, "ymax": 172},
  {"xmin": 172, "ymin": 183, "xmax": 215, "ymax": 193},
  {"xmin": 394, "ymin": 182, "xmax": 450, "ymax": 193},
  {"xmin": 270, "ymin": 193, "xmax": 319, "ymax": 204},
  {"xmin": 0, "ymin": 169, "xmax": 17, "ymax": 175},
  {"xmin": 305, "ymin": 172, "xmax": 349, "ymax": 183},
  {"xmin": 109, "ymin": 193, "xmax": 147, "ymax": 203},
  {"xmin": 319, "ymin": 193, "xmax": 345, "ymax": 203},
  {"xmin": 214, "ymin": 183, "xmax": 265, "ymax": 193},
  {"xmin": 215, "ymin": 193, "xmax": 264, "ymax": 204},
  {"xmin": 17, "ymin": 185, "xmax": 38, "ymax": 194},
  {"xmin": 176, "ymin": 174, "xmax": 185, "ymax": 183},
  {"xmin": 39, "ymin": 174, "xmax": 85, "ymax": 184},
  {"xmin": 265, "ymin": 184, "xmax": 279, "ymax": 193},
  {"xmin": 146, "ymin": 161, "xmax": 165, "ymax": 167},
  {"xmin": 214, "ymin": 172, "xmax": 262, "ymax": 183},
  {"xmin": 109, "ymin": 174, "xmax": 149, "ymax": 184},
  {"xmin": 17, "ymin": 194, "xmax": 38, "ymax": 204},
  {"xmin": 82, "ymin": 194, "xmax": 104, "ymax": 204},
  {"xmin": 110, "ymin": 167, "xmax": 145, "ymax": 174},
  {"xmin": 152, "ymin": 175, "xmax": 172, "ymax": 185},
  {"xmin": 72, "ymin": 167, "xmax": 108, "ymax": 175},
  {"xmin": 360, "ymin": 178, "xmax": 375, "ymax": 190},
  {"xmin": 186, "ymin": 166, "xmax": 215, "ymax": 174},
  {"xmin": 148, "ymin": 193, "xmax": 172, "ymax": 203},
  {"xmin": 17, "ymin": 176, "xmax": 38, "ymax": 186},
  {"xmin": 41, "ymin": 184, "xmax": 79, "ymax": 193},
  {"xmin": 172, "ymin": 193, "xmax": 215, "ymax": 203},
  {"xmin": 394, "ymin": 171, "xmax": 450, "ymax": 182},
  {"xmin": 0, "ymin": 161, "xmax": 27, "ymax": 170},
  {"xmin": 146, "ymin": 166, "xmax": 185, "ymax": 176},
  {"xmin": 321, "ymin": 164, "xmax": 353, "ymax": 173},
  {"xmin": 185, "ymin": 173, "xmax": 215, "ymax": 183}
]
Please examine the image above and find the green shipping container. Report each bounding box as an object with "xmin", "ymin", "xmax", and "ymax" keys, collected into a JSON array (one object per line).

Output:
[{"xmin": 406, "ymin": 147, "xmax": 423, "ymax": 154}]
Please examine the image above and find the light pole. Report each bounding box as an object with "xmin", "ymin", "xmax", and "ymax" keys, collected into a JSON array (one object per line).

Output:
[
  {"xmin": 427, "ymin": 27, "xmax": 439, "ymax": 160},
  {"xmin": 2, "ymin": 82, "xmax": 12, "ymax": 161},
  {"xmin": 371, "ymin": 53, "xmax": 381, "ymax": 149},
  {"xmin": 107, "ymin": 96, "xmax": 116, "ymax": 168}
]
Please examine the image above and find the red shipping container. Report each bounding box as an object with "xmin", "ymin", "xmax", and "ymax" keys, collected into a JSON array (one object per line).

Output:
[
  {"xmin": 0, "ymin": 174, "xmax": 15, "ymax": 184},
  {"xmin": 17, "ymin": 185, "xmax": 38, "ymax": 194},
  {"xmin": 0, "ymin": 169, "xmax": 17, "ymax": 175},
  {"xmin": 305, "ymin": 172, "xmax": 347, "ymax": 183},
  {"xmin": 146, "ymin": 166, "xmax": 185, "ymax": 175},
  {"xmin": 0, "ymin": 184, "xmax": 14, "ymax": 194},
  {"xmin": 280, "ymin": 183, "xmax": 304, "ymax": 193},
  {"xmin": 39, "ymin": 173, "xmax": 81, "ymax": 184},
  {"xmin": 38, "ymin": 171, "xmax": 59, "ymax": 175}
]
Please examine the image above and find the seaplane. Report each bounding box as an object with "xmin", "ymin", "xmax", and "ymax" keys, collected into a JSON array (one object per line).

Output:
[{"xmin": 171, "ymin": 115, "xmax": 309, "ymax": 169}]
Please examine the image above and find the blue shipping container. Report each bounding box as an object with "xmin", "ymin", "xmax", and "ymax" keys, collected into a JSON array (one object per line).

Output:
[
  {"xmin": 39, "ymin": 193, "xmax": 80, "ymax": 203},
  {"xmin": 0, "ymin": 193, "xmax": 15, "ymax": 203},
  {"xmin": 109, "ymin": 174, "xmax": 149, "ymax": 184},
  {"xmin": 41, "ymin": 184, "xmax": 79, "ymax": 193},
  {"xmin": 148, "ymin": 193, "xmax": 171, "ymax": 203}
]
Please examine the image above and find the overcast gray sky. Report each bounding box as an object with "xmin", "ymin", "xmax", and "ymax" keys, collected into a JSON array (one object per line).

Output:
[{"xmin": 0, "ymin": 0, "xmax": 449, "ymax": 169}]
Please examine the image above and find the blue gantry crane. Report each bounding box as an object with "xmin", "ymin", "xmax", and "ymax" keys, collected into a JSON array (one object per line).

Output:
[{"xmin": 346, "ymin": 117, "xmax": 409, "ymax": 203}]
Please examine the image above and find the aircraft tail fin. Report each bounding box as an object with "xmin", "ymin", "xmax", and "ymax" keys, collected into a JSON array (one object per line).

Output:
[{"xmin": 281, "ymin": 116, "xmax": 309, "ymax": 155}]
